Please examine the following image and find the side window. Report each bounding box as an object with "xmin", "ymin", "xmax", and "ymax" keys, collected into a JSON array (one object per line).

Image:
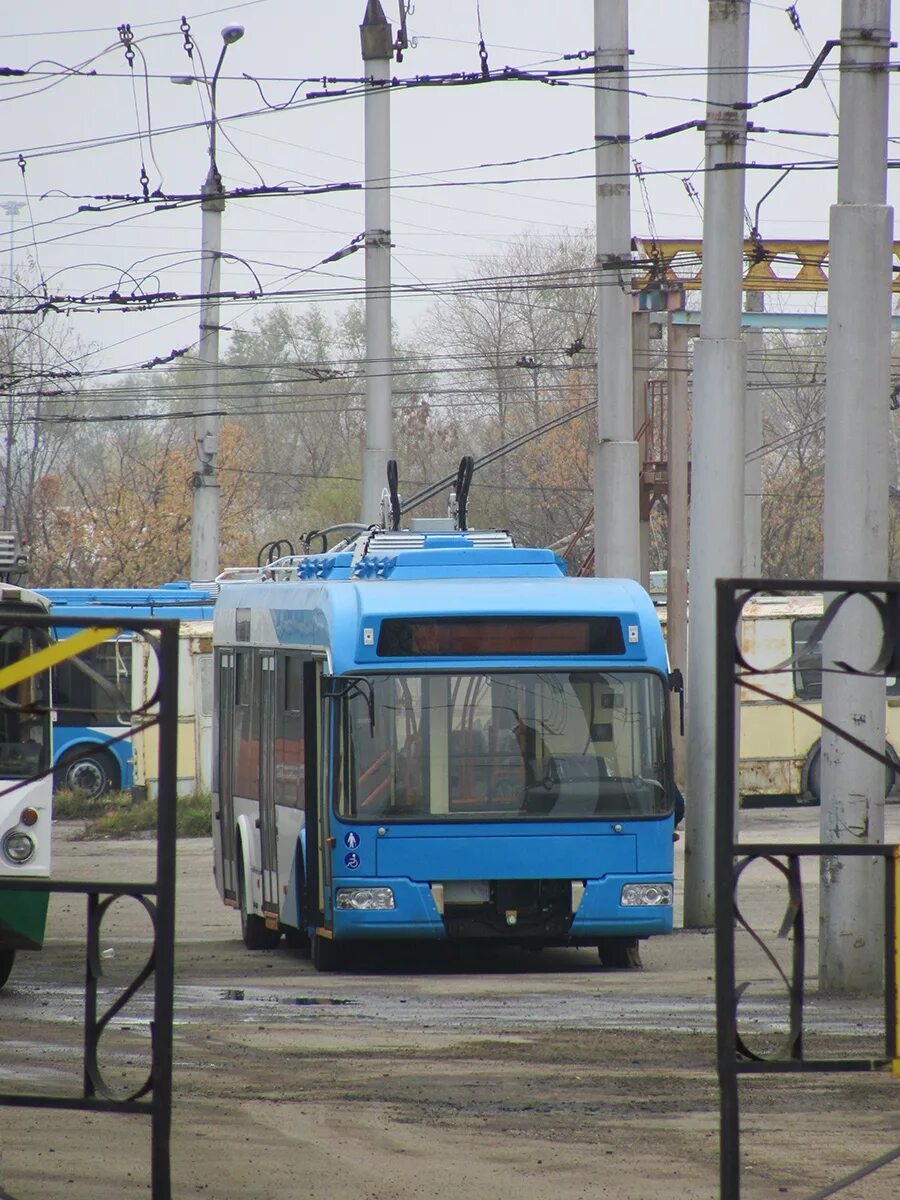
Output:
[
  {"xmin": 234, "ymin": 650, "xmax": 259, "ymax": 799},
  {"xmin": 792, "ymin": 618, "xmax": 822, "ymax": 701},
  {"xmin": 213, "ymin": 650, "xmax": 230, "ymax": 795},
  {"xmin": 792, "ymin": 616, "xmax": 900, "ymax": 700},
  {"xmin": 275, "ymin": 653, "xmax": 305, "ymax": 808},
  {"xmin": 53, "ymin": 639, "xmax": 132, "ymax": 727},
  {"xmin": 197, "ymin": 654, "xmax": 213, "ymax": 719}
]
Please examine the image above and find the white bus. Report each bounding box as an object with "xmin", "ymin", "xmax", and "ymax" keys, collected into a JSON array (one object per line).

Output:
[{"xmin": 0, "ymin": 585, "xmax": 54, "ymax": 989}]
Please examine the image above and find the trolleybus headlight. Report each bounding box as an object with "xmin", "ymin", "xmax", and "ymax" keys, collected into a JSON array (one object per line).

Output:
[
  {"xmin": 620, "ymin": 882, "xmax": 673, "ymax": 907},
  {"xmin": 2, "ymin": 829, "xmax": 35, "ymax": 864},
  {"xmin": 335, "ymin": 887, "xmax": 395, "ymax": 911}
]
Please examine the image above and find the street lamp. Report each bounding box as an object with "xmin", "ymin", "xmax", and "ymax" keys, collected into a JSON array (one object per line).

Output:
[
  {"xmin": 204, "ymin": 25, "xmax": 244, "ymax": 197},
  {"xmin": 178, "ymin": 25, "xmax": 244, "ymax": 582}
]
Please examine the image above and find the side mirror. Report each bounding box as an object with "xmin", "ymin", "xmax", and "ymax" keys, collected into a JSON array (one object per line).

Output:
[{"xmin": 668, "ymin": 668, "xmax": 685, "ymax": 736}]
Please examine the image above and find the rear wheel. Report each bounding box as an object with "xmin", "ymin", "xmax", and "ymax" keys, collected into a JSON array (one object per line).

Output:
[
  {"xmin": 237, "ymin": 857, "xmax": 280, "ymax": 951},
  {"xmin": 597, "ymin": 937, "xmax": 643, "ymax": 969},
  {"xmin": 55, "ymin": 749, "xmax": 119, "ymax": 801},
  {"xmin": 0, "ymin": 949, "xmax": 15, "ymax": 990}
]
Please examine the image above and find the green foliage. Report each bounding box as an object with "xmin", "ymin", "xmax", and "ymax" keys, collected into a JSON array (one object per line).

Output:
[
  {"xmin": 56, "ymin": 790, "xmax": 213, "ymax": 839},
  {"xmin": 53, "ymin": 788, "xmax": 111, "ymax": 821}
]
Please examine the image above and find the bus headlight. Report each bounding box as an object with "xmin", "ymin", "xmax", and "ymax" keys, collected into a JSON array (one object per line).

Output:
[
  {"xmin": 3, "ymin": 830, "xmax": 35, "ymax": 864},
  {"xmin": 335, "ymin": 887, "xmax": 395, "ymax": 911},
  {"xmin": 621, "ymin": 883, "xmax": 673, "ymax": 907}
]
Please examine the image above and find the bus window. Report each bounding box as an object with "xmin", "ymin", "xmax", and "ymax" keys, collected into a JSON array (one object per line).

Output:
[
  {"xmin": 274, "ymin": 654, "xmax": 305, "ymax": 808},
  {"xmin": 234, "ymin": 650, "xmax": 259, "ymax": 800},
  {"xmin": 53, "ymin": 639, "xmax": 131, "ymax": 727},
  {"xmin": 792, "ymin": 618, "xmax": 900, "ymax": 701}
]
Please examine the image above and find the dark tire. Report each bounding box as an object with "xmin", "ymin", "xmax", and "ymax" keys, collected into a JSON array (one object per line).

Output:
[
  {"xmin": 282, "ymin": 925, "xmax": 311, "ymax": 956},
  {"xmin": 311, "ymin": 932, "xmax": 345, "ymax": 973},
  {"xmin": 804, "ymin": 741, "xmax": 899, "ymax": 806},
  {"xmin": 237, "ymin": 857, "xmax": 280, "ymax": 951},
  {"xmin": 597, "ymin": 937, "xmax": 643, "ymax": 969},
  {"xmin": 281, "ymin": 851, "xmax": 311, "ymax": 955},
  {"xmin": 0, "ymin": 949, "xmax": 15, "ymax": 990},
  {"xmin": 54, "ymin": 749, "xmax": 119, "ymax": 801}
]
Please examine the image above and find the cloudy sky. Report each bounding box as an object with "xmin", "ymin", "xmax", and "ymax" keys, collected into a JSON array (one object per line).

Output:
[{"xmin": 0, "ymin": 1, "xmax": 892, "ymax": 372}]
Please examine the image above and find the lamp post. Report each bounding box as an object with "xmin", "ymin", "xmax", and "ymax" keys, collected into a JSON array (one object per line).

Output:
[{"xmin": 183, "ymin": 25, "xmax": 244, "ymax": 582}]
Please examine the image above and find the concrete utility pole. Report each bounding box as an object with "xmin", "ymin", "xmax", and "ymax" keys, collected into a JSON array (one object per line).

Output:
[
  {"xmin": 684, "ymin": 0, "xmax": 751, "ymax": 928},
  {"xmin": 666, "ymin": 315, "xmax": 690, "ymax": 790},
  {"xmin": 360, "ymin": 0, "xmax": 394, "ymax": 525},
  {"xmin": 742, "ymin": 290, "xmax": 763, "ymax": 575},
  {"xmin": 820, "ymin": 0, "xmax": 892, "ymax": 994},
  {"xmin": 189, "ymin": 25, "xmax": 244, "ymax": 583},
  {"xmin": 593, "ymin": 0, "xmax": 640, "ymax": 581},
  {"xmin": 632, "ymin": 310, "xmax": 651, "ymax": 587}
]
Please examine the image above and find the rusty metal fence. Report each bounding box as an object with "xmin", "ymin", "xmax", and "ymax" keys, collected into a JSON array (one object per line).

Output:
[
  {"xmin": 715, "ymin": 579, "xmax": 900, "ymax": 1200},
  {"xmin": 0, "ymin": 615, "xmax": 179, "ymax": 1200}
]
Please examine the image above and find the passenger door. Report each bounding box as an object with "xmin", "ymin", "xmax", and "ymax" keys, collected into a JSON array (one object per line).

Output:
[
  {"xmin": 259, "ymin": 652, "xmax": 279, "ymax": 919},
  {"xmin": 214, "ymin": 650, "xmax": 236, "ymax": 899},
  {"xmin": 303, "ymin": 661, "xmax": 326, "ymax": 930}
]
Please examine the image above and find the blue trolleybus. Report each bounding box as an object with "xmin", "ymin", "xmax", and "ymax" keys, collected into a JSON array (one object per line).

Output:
[
  {"xmin": 38, "ymin": 585, "xmax": 215, "ymax": 799},
  {"xmin": 212, "ymin": 525, "xmax": 677, "ymax": 971}
]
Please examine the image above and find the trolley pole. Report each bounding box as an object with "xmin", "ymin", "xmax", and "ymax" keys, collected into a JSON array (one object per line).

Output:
[
  {"xmin": 189, "ymin": 25, "xmax": 244, "ymax": 583},
  {"xmin": 820, "ymin": 0, "xmax": 892, "ymax": 994},
  {"xmin": 684, "ymin": 0, "xmax": 750, "ymax": 928},
  {"xmin": 593, "ymin": 0, "xmax": 640, "ymax": 581},
  {"xmin": 360, "ymin": 0, "xmax": 395, "ymax": 525}
]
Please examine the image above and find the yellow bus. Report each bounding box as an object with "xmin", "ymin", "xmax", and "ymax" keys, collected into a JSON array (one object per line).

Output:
[{"xmin": 661, "ymin": 594, "xmax": 899, "ymax": 804}]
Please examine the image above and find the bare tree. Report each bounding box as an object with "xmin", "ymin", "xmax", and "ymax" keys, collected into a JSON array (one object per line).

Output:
[{"xmin": 0, "ymin": 298, "xmax": 84, "ymax": 559}]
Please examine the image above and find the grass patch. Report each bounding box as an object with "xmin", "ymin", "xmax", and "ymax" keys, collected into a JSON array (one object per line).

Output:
[
  {"xmin": 57, "ymin": 790, "xmax": 213, "ymax": 839},
  {"xmin": 54, "ymin": 788, "xmax": 118, "ymax": 822}
]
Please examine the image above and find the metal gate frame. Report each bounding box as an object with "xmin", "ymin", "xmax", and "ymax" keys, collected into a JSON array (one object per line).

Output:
[
  {"xmin": 0, "ymin": 615, "xmax": 179, "ymax": 1200},
  {"xmin": 714, "ymin": 579, "xmax": 900, "ymax": 1200}
]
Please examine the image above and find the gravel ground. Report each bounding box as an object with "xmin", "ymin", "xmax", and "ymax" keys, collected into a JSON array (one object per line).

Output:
[{"xmin": 0, "ymin": 807, "xmax": 897, "ymax": 1200}]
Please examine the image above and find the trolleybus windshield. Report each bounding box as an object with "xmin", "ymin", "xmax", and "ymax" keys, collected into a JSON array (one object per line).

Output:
[
  {"xmin": 0, "ymin": 623, "xmax": 51, "ymax": 778},
  {"xmin": 337, "ymin": 670, "xmax": 670, "ymax": 821}
]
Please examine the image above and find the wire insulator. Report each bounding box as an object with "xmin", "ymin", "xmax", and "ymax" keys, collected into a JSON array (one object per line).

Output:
[
  {"xmin": 180, "ymin": 16, "xmax": 194, "ymax": 59},
  {"xmin": 117, "ymin": 24, "xmax": 136, "ymax": 68}
]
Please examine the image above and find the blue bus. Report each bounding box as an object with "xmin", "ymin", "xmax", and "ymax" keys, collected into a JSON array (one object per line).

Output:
[
  {"xmin": 212, "ymin": 526, "xmax": 678, "ymax": 971},
  {"xmin": 37, "ymin": 584, "xmax": 215, "ymax": 798}
]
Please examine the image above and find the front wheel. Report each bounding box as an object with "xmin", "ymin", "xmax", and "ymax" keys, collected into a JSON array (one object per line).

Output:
[
  {"xmin": 597, "ymin": 937, "xmax": 643, "ymax": 969},
  {"xmin": 0, "ymin": 949, "xmax": 15, "ymax": 990},
  {"xmin": 282, "ymin": 925, "xmax": 311, "ymax": 957},
  {"xmin": 311, "ymin": 932, "xmax": 346, "ymax": 972}
]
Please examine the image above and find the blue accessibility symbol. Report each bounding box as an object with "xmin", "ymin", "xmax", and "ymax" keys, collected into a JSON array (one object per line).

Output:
[
  {"xmin": 344, "ymin": 831, "xmax": 360, "ymax": 849},
  {"xmin": 344, "ymin": 852, "xmax": 361, "ymax": 870}
]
